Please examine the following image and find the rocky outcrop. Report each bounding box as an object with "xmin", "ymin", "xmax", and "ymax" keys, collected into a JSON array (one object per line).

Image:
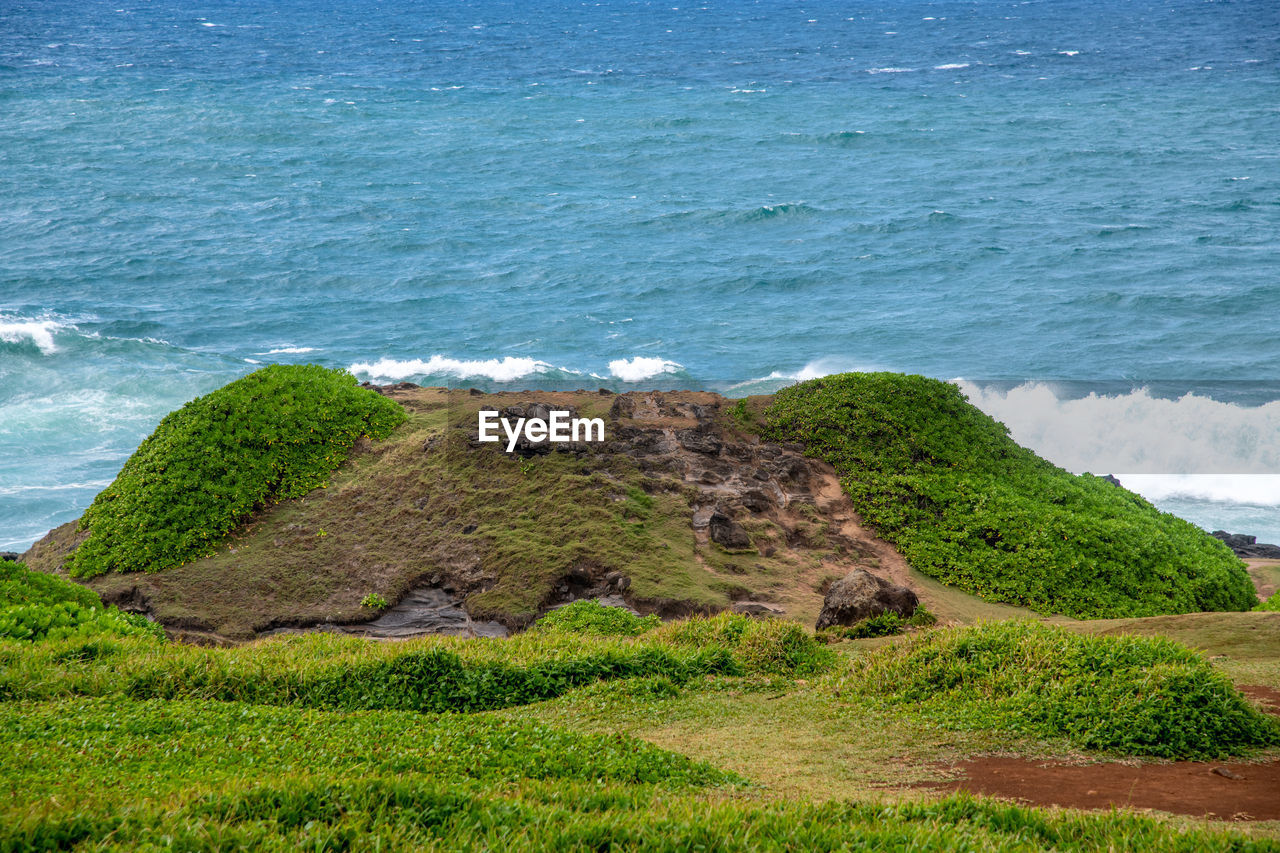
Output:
[
  {"xmin": 815, "ymin": 569, "xmax": 918, "ymax": 631},
  {"xmin": 0, "ymin": 552, "xmax": 19, "ymax": 562},
  {"xmin": 1212, "ymin": 531, "xmax": 1280, "ymax": 560}
]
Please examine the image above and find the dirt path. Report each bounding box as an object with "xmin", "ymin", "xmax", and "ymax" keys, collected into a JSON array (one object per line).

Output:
[{"xmin": 924, "ymin": 756, "xmax": 1280, "ymax": 821}]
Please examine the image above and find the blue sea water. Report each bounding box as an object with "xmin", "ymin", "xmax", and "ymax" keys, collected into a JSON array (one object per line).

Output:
[{"xmin": 3, "ymin": 0, "xmax": 1280, "ymax": 550}]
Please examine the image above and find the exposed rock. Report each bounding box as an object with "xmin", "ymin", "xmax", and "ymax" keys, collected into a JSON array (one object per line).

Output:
[
  {"xmin": 815, "ymin": 569, "xmax": 918, "ymax": 631},
  {"xmin": 732, "ymin": 601, "xmax": 785, "ymax": 617},
  {"xmin": 709, "ymin": 509, "xmax": 752, "ymax": 550},
  {"xmin": 343, "ymin": 587, "xmax": 509, "ymax": 639},
  {"xmin": 1212, "ymin": 531, "xmax": 1280, "ymax": 560},
  {"xmin": 0, "ymin": 552, "xmax": 19, "ymax": 562},
  {"xmin": 1101, "ymin": 474, "xmax": 1123, "ymax": 488},
  {"xmin": 360, "ymin": 381, "xmax": 421, "ymax": 395}
]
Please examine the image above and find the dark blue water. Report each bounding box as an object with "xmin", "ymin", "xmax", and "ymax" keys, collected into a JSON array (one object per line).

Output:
[{"xmin": 4, "ymin": 0, "xmax": 1280, "ymax": 549}]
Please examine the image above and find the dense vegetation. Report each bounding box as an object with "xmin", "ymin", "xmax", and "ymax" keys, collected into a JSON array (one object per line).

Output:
[
  {"xmin": 765, "ymin": 373, "xmax": 1257, "ymax": 618},
  {"xmin": 69, "ymin": 365, "xmax": 405, "ymax": 578},
  {"xmin": 1258, "ymin": 591, "xmax": 1280, "ymax": 612},
  {"xmin": 2, "ymin": 566, "xmax": 1276, "ymax": 849},
  {"xmin": 850, "ymin": 621, "xmax": 1280, "ymax": 759},
  {"xmin": 0, "ymin": 561, "xmax": 162, "ymax": 642},
  {"xmin": 0, "ymin": 607, "xmax": 834, "ymax": 711}
]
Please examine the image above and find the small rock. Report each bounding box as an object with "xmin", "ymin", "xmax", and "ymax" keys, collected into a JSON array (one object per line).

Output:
[{"xmin": 1211, "ymin": 767, "xmax": 1244, "ymax": 780}]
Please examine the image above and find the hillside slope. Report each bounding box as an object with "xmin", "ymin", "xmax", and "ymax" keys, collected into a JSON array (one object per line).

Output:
[{"xmin": 22, "ymin": 371, "xmax": 1256, "ymax": 640}]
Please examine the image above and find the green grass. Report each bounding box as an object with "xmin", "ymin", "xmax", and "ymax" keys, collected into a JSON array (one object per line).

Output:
[
  {"xmin": 846, "ymin": 620, "xmax": 1280, "ymax": 759},
  {"xmin": 0, "ymin": 561, "xmax": 162, "ymax": 643},
  {"xmin": 764, "ymin": 372, "xmax": 1257, "ymax": 618},
  {"xmin": 0, "ymin": 611, "xmax": 834, "ymax": 711},
  {"xmin": 69, "ymin": 364, "xmax": 405, "ymax": 579}
]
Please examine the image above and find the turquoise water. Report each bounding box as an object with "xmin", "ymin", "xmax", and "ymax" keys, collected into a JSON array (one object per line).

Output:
[{"xmin": 3, "ymin": 0, "xmax": 1279, "ymax": 549}]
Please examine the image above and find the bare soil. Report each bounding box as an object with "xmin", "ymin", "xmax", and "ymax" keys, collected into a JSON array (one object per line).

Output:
[{"xmin": 925, "ymin": 756, "xmax": 1280, "ymax": 821}]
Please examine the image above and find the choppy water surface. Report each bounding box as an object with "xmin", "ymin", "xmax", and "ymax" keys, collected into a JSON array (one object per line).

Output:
[{"xmin": 3, "ymin": 0, "xmax": 1279, "ymax": 548}]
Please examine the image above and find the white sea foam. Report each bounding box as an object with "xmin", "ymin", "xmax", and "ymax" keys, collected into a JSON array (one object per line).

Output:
[
  {"xmin": 607, "ymin": 357, "xmax": 683, "ymax": 382},
  {"xmin": 264, "ymin": 346, "xmax": 317, "ymax": 354},
  {"xmin": 934, "ymin": 63, "xmax": 970, "ymax": 70},
  {"xmin": 867, "ymin": 67, "xmax": 914, "ymax": 74},
  {"xmin": 0, "ymin": 318, "xmax": 70, "ymax": 355},
  {"xmin": 349, "ymin": 356, "xmax": 557, "ymax": 382},
  {"xmin": 955, "ymin": 381, "xmax": 1280, "ymax": 480}
]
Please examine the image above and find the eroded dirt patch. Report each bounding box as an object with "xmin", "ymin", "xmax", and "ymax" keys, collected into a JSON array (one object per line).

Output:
[{"xmin": 924, "ymin": 756, "xmax": 1280, "ymax": 821}]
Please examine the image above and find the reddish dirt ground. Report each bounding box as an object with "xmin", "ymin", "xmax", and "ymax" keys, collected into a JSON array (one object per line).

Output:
[
  {"xmin": 923, "ymin": 689, "xmax": 1280, "ymax": 821},
  {"xmin": 926, "ymin": 756, "xmax": 1280, "ymax": 821}
]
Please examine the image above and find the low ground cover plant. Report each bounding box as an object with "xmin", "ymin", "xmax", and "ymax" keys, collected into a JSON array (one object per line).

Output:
[
  {"xmin": 765, "ymin": 373, "xmax": 1257, "ymax": 618},
  {"xmin": 0, "ymin": 561, "xmax": 162, "ymax": 643},
  {"xmin": 531, "ymin": 600, "xmax": 661, "ymax": 636},
  {"xmin": 1256, "ymin": 591, "xmax": 1280, "ymax": 612},
  {"xmin": 818, "ymin": 607, "xmax": 937, "ymax": 641},
  {"xmin": 69, "ymin": 364, "xmax": 405, "ymax": 578},
  {"xmin": 849, "ymin": 620, "xmax": 1280, "ymax": 759}
]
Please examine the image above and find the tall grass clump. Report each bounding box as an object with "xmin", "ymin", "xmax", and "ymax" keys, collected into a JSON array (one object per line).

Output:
[
  {"xmin": 0, "ymin": 561, "xmax": 163, "ymax": 642},
  {"xmin": 69, "ymin": 365, "xmax": 405, "ymax": 578},
  {"xmin": 851, "ymin": 621, "xmax": 1280, "ymax": 759},
  {"xmin": 765, "ymin": 373, "xmax": 1257, "ymax": 618}
]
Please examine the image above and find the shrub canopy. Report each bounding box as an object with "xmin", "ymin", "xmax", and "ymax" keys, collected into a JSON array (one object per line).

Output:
[
  {"xmin": 765, "ymin": 373, "xmax": 1256, "ymax": 618},
  {"xmin": 70, "ymin": 365, "xmax": 405, "ymax": 578}
]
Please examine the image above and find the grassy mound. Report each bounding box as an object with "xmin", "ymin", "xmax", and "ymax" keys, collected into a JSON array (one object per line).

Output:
[
  {"xmin": 0, "ymin": 561, "xmax": 162, "ymax": 642},
  {"xmin": 851, "ymin": 621, "xmax": 1280, "ymax": 759},
  {"xmin": 765, "ymin": 373, "xmax": 1256, "ymax": 618},
  {"xmin": 69, "ymin": 364, "xmax": 405, "ymax": 578}
]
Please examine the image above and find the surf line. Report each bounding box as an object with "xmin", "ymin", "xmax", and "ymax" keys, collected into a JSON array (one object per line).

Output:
[{"xmin": 478, "ymin": 410, "xmax": 606, "ymax": 453}]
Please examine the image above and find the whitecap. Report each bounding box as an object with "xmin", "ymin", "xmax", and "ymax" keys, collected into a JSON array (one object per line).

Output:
[
  {"xmin": 867, "ymin": 67, "xmax": 914, "ymax": 74},
  {"xmin": 0, "ymin": 318, "xmax": 70, "ymax": 355},
  {"xmin": 934, "ymin": 63, "xmax": 970, "ymax": 70},
  {"xmin": 349, "ymin": 355, "xmax": 557, "ymax": 382},
  {"xmin": 607, "ymin": 357, "xmax": 683, "ymax": 382},
  {"xmin": 955, "ymin": 381, "xmax": 1280, "ymax": 478},
  {"xmin": 263, "ymin": 346, "xmax": 317, "ymax": 354}
]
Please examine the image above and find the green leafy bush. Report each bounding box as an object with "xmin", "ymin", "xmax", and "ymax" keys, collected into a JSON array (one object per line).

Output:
[
  {"xmin": 654, "ymin": 612, "xmax": 836, "ymax": 676},
  {"xmin": 70, "ymin": 365, "xmax": 406, "ymax": 578},
  {"xmin": 0, "ymin": 562, "xmax": 163, "ymax": 643},
  {"xmin": 532, "ymin": 600, "xmax": 661, "ymax": 636},
  {"xmin": 851, "ymin": 621, "xmax": 1280, "ymax": 759},
  {"xmin": 1256, "ymin": 591, "xmax": 1280, "ymax": 612},
  {"xmin": 361, "ymin": 593, "xmax": 390, "ymax": 611},
  {"xmin": 765, "ymin": 373, "xmax": 1256, "ymax": 618}
]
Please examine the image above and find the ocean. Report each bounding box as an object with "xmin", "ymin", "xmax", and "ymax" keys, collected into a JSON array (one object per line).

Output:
[{"xmin": 3, "ymin": 0, "xmax": 1279, "ymax": 551}]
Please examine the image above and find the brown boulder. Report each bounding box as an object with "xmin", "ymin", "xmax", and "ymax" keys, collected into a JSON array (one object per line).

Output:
[{"xmin": 815, "ymin": 569, "xmax": 918, "ymax": 631}]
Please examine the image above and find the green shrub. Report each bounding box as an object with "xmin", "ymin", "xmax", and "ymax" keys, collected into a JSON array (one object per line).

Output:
[
  {"xmin": 851, "ymin": 621, "xmax": 1280, "ymax": 759},
  {"xmin": 1256, "ymin": 591, "xmax": 1280, "ymax": 612},
  {"xmin": 0, "ymin": 562, "xmax": 164, "ymax": 643},
  {"xmin": 765, "ymin": 373, "xmax": 1257, "ymax": 618},
  {"xmin": 70, "ymin": 365, "xmax": 406, "ymax": 578},
  {"xmin": 654, "ymin": 612, "xmax": 836, "ymax": 676},
  {"xmin": 532, "ymin": 600, "xmax": 661, "ymax": 636},
  {"xmin": 361, "ymin": 593, "xmax": 390, "ymax": 611}
]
